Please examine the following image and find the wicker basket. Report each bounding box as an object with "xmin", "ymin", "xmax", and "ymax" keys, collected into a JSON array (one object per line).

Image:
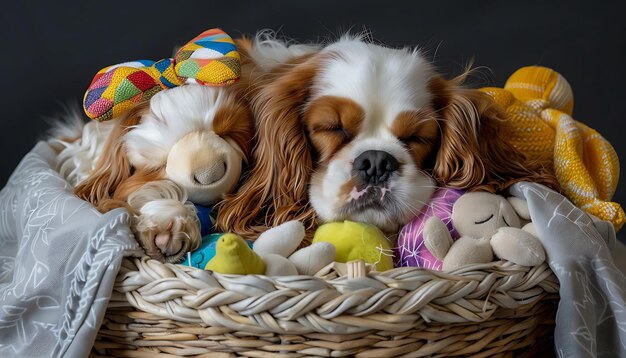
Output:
[{"xmin": 92, "ymin": 256, "xmax": 559, "ymax": 357}]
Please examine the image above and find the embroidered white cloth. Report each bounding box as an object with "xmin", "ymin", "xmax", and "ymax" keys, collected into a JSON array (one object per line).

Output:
[
  {"xmin": 508, "ymin": 183, "xmax": 626, "ymax": 357},
  {"xmin": 0, "ymin": 142, "xmax": 142, "ymax": 357}
]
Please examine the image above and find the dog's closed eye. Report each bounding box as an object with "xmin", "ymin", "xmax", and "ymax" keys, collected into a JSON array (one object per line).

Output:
[
  {"xmin": 325, "ymin": 125, "xmax": 351, "ymax": 139},
  {"xmin": 399, "ymin": 135, "xmax": 435, "ymax": 146}
]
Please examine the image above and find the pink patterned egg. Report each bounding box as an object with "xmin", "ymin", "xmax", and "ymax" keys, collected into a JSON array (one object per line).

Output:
[{"xmin": 394, "ymin": 188, "xmax": 464, "ymax": 270}]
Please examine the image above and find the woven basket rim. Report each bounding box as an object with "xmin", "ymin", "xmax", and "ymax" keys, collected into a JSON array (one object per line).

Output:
[{"xmin": 111, "ymin": 257, "xmax": 559, "ymax": 335}]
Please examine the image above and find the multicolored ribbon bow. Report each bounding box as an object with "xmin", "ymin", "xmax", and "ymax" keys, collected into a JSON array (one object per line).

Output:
[{"xmin": 83, "ymin": 28, "xmax": 240, "ymax": 121}]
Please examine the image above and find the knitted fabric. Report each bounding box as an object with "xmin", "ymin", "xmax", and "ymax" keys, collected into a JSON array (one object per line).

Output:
[
  {"xmin": 83, "ymin": 28, "xmax": 240, "ymax": 121},
  {"xmin": 480, "ymin": 66, "xmax": 623, "ymax": 230}
]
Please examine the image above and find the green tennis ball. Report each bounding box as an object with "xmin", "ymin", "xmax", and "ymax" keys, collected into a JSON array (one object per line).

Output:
[
  {"xmin": 205, "ymin": 233, "xmax": 266, "ymax": 275},
  {"xmin": 313, "ymin": 221, "xmax": 394, "ymax": 271}
]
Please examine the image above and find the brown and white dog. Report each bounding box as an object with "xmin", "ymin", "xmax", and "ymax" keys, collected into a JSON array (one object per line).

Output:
[
  {"xmin": 53, "ymin": 84, "xmax": 254, "ymax": 262},
  {"xmin": 216, "ymin": 32, "xmax": 558, "ymax": 240}
]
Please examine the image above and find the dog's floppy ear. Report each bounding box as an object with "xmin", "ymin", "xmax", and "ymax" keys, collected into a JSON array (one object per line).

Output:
[
  {"xmin": 217, "ymin": 54, "xmax": 321, "ymax": 240},
  {"xmin": 75, "ymin": 103, "xmax": 155, "ymax": 212},
  {"xmin": 429, "ymin": 76, "xmax": 559, "ymax": 192}
]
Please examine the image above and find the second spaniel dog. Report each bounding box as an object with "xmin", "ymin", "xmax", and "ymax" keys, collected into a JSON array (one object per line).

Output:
[
  {"xmin": 54, "ymin": 84, "xmax": 254, "ymax": 262},
  {"xmin": 217, "ymin": 32, "xmax": 558, "ymax": 240}
]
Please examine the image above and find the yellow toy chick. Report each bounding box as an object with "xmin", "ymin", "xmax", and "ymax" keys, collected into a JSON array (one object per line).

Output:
[
  {"xmin": 205, "ymin": 233, "xmax": 266, "ymax": 274},
  {"xmin": 480, "ymin": 66, "xmax": 623, "ymax": 230}
]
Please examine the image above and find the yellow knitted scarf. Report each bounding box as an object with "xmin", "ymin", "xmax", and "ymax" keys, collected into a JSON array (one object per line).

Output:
[{"xmin": 481, "ymin": 66, "xmax": 623, "ymax": 230}]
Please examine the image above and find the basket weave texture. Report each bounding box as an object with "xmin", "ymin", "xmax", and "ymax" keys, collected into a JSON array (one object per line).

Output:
[{"xmin": 93, "ymin": 257, "xmax": 559, "ymax": 357}]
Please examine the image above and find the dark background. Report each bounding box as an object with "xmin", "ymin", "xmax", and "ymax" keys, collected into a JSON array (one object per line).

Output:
[{"xmin": 2, "ymin": 1, "xmax": 625, "ymax": 227}]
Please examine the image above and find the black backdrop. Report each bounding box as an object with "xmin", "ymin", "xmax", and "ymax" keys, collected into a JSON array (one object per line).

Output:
[{"xmin": 2, "ymin": 0, "xmax": 625, "ymax": 220}]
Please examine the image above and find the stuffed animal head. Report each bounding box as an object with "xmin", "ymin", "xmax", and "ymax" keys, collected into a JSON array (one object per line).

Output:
[{"xmin": 451, "ymin": 192, "xmax": 522, "ymax": 238}]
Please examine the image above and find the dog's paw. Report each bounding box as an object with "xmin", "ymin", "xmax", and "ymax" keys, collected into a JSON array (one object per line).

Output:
[
  {"xmin": 127, "ymin": 181, "xmax": 201, "ymax": 263},
  {"xmin": 132, "ymin": 199, "xmax": 201, "ymax": 263}
]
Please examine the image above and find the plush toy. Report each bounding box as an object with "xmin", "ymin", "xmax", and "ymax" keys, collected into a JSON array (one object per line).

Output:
[
  {"xmin": 313, "ymin": 221, "xmax": 394, "ymax": 271},
  {"xmin": 204, "ymin": 233, "xmax": 266, "ymax": 275},
  {"xmin": 182, "ymin": 221, "xmax": 336, "ymax": 276},
  {"xmin": 180, "ymin": 233, "xmax": 253, "ymax": 269},
  {"xmin": 183, "ymin": 220, "xmax": 400, "ymax": 275},
  {"xmin": 253, "ymin": 221, "xmax": 336, "ymax": 276},
  {"xmin": 181, "ymin": 232, "xmax": 264, "ymax": 274},
  {"xmin": 480, "ymin": 66, "xmax": 623, "ymax": 230},
  {"xmin": 422, "ymin": 192, "xmax": 545, "ymax": 271},
  {"xmin": 394, "ymin": 188, "xmax": 465, "ymax": 270}
]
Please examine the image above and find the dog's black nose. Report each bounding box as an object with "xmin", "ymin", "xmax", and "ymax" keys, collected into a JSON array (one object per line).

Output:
[{"xmin": 353, "ymin": 150, "xmax": 399, "ymax": 185}]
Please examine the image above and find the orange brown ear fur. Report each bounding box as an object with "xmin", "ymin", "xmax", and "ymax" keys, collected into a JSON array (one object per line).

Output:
[
  {"xmin": 429, "ymin": 75, "xmax": 560, "ymax": 193},
  {"xmin": 74, "ymin": 103, "xmax": 165, "ymax": 213},
  {"xmin": 216, "ymin": 54, "xmax": 322, "ymax": 241}
]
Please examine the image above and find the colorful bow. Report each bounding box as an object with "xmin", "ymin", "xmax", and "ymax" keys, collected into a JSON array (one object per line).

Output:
[{"xmin": 83, "ymin": 28, "xmax": 240, "ymax": 121}]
